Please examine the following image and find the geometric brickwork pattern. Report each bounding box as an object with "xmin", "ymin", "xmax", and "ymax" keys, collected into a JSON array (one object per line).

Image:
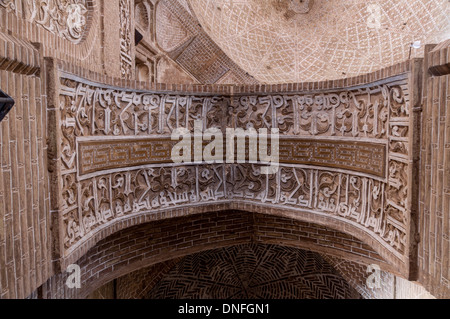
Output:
[
  {"xmin": 1, "ymin": 0, "xmax": 448, "ymax": 301},
  {"xmin": 188, "ymin": 0, "xmax": 450, "ymax": 83},
  {"xmin": 30, "ymin": 211, "xmax": 386, "ymax": 299},
  {"xmin": 156, "ymin": 0, "xmax": 193, "ymax": 52},
  {"xmin": 143, "ymin": 244, "xmax": 362, "ymax": 299},
  {"xmin": 323, "ymin": 255, "xmax": 436, "ymax": 299},
  {"xmin": 117, "ymin": 259, "xmax": 183, "ymax": 299},
  {"xmin": 30, "ymin": 209, "xmax": 435, "ymax": 299},
  {"xmin": 156, "ymin": 0, "xmax": 259, "ymax": 84},
  {"xmin": 323, "ymin": 255, "xmax": 395, "ymax": 299}
]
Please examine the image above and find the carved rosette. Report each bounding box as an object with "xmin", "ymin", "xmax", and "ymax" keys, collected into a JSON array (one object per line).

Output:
[
  {"xmin": 26, "ymin": 0, "xmax": 89, "ymax": 43},
  {"xmin": 289, "ymin": 0, "xmax": 314, "ymax": 14},
  {"xmin": 56, "ymin": 73, "xmax": 412, "ymax": 261}
]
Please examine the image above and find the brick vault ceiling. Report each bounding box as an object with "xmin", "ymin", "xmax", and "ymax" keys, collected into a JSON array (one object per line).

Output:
[
  {"xmin": 145, "ymin": 244, "xmax": 362, "ymax": 299},
  {"xmin": 187, "ymin": 0, "xmax": 450, "ymax": 83}
]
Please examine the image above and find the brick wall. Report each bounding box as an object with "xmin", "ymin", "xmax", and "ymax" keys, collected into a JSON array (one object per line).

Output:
[
  {"xmin": 37, "ymin": 210, "xmax": 387, "ymax": 299},
  {"xmin": 252, "ymin": 214, "xmax": 386, "ymax": 265},
  {"xmin": 417, "ymin": 42, "xmax": 450, "ymax": 299},
  {"xmin": 0, "ymin": 0, "xmax": 103, "ymax": 299},
  {"xmin": 0, "ymin": 68, "xmax": 51, "ymax": 299}
]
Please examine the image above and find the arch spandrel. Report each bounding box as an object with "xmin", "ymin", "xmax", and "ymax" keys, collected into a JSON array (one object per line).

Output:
[{"xmin": 50, "ymin": 63, "xmax": 417, "ymax": 279}]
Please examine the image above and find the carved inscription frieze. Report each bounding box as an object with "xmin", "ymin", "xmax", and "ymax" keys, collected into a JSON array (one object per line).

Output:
[
  {"xmin": 57, "ymin": 73, "xmax": 411, "ymax": 260},
  {"xmin": 227, "ymin": 88, "xmax": 393, "ymax": 139},
  {"xmin": 119, "ymin": 0, "xmax": 133, "ymax": 78},
  {"xmin": 63, "ymin": 165, "xmax": 226, "ymax": 249},
  {"xmin": 77, "ymin": 138, "xmax": 387, "ymax": 178},
  {"xmin": 227, "ymin": 164, "xmax": 406, "ymax": 252},
  {"xmin": 62, "ymin": 163, "xmax": 406, "ymax": 255}
]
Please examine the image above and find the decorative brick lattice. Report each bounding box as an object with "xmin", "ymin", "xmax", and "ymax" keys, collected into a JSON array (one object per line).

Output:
[
  {"xmin": 188, "ymin": 0, "xmax": 450, "ymax": 83},
  {"xmin": 156, "ymin": 1, "xmax": 193, "ymax": 52},
  {"xmin": 121, "ymin": 244, "xmax": 363, "ymax": 299},
  {"xmin": 37, "ymin": 211, "xmax": 385, "ymax": 299},
  {"xmin": 157, "ymin": 0, "xmax": 259, "ymax": 84}
]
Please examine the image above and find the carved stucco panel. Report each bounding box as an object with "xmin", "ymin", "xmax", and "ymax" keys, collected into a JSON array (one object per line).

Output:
[
  {"xmin": 0, "ymin": 0, "xmax": 16, "ymax": 11},
  {"xmin": 25, "ymin": 0, "xmax": 90, "ymax": 43},
  {"xmin": 55, "ymin": 72, "xmax": 412, "ymax": 264}
]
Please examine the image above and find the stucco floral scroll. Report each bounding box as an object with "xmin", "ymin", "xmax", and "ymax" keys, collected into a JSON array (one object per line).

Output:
[{"xmin": 26, "ymin": 0, "xmax": 89, "ymax": 43}]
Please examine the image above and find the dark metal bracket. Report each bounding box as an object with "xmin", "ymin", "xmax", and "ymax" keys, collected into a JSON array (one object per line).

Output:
[{"xmin": 0, "ymin": 90, "xmax": 15, "ymax": 122}]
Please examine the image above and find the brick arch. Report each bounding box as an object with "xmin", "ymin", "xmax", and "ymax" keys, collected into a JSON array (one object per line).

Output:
[
  {"xmin": 72, "ymin": 0, "xmax": 101, "ymax": 61},
  {"xmin": 52, "ymin": 61, "xmax": 417, "ymax": 283},
  {"xmin": 42, "ymin": 210, "xmax": 400, "ymax": 299},
  {"xmin": 135, "ymin": 1, "xmax": 150, "ymax": 32},
  {"xmin": 58, "ymin": 203, "xmax": 406, "ymax": 279},
  {"xmin": 121, "ymin": 243, "xmax": 363, "ymax": 299},
  {"xmin": 78, "ymin": 0, "xmax": 97, "ymax": 45}
]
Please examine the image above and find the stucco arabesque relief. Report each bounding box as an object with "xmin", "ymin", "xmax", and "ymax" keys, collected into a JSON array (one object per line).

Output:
[
  {"xmin": 23, "ymin": 0, "xmax": 133, "ymax": 75},
  {"xmin": 56, "ymin": 72, "xmax": 412, "ymax": 265},
  {"xmin": 25, "ymin": 0, "xmax": 89, "ymax": 43},
  {"xmin": 0, "ymin": 0, "xmax": 15, "ymax": 11}
]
